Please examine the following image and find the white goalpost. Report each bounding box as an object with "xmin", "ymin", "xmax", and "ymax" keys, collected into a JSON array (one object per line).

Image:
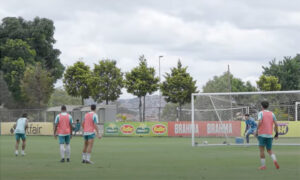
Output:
[{"xmin": 191, "ymin": 90, "xmax": 300, "ymax": 147}]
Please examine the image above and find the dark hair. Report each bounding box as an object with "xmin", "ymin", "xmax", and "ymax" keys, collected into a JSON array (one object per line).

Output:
[
  {"xmin": 61, "ymin": 105, "xmax": 67, "ymax": 111},
  {"xmin": 261, "ymin": 101, "xmax": 269, "ymax": 109},
  {"xmin": 244, "ymin": 114, "xmax": 249, "ymax": 117},
  {"xmin": 22, "ymin": 113, "xmax": 28, "ymax": 118},
  {"xmin": 91, "ymin": 104, "xmax": 96, "ymax": 111},
  {"xmin": 76, "ymin": 119, "xmax": 79, "ymax": 122}
]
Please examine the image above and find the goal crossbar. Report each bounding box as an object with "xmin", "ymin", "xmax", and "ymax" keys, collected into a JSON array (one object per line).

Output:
[{"xmin": 192, "ymin": 90, "xmax": 300, "ymax": 96}]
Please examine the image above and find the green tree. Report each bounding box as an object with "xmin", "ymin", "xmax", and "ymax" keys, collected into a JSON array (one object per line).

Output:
[
  {"xmin": 0, "ymin": 71, "xmax": 11, "ymax": 106},
  {"xmin": 124, "ymin": 55, "xmax": 159, "ymax": 122},
  {"xmin": 21, "ymin": 63, "xmax": 54, "ymax": 108},
  {"xmin": 0, "ymin": 39, "xmax": 36, "ymax": 101},
  {"xmin": 63, "ymin": 61, "xmax": 91, "ymax": 105},
  {"xmin": 161, "ymin": 60, "xmax": 198, "ymax": 120},
  {"xmin": 202, "ymin": 72, "xmax": 257, "ymax": 93},
  {"xmin": 48, "ymin": 88, "xmax": 82, "ymax": 107},
  {"xmin": 256, "ymin": 75, "xmax": 281, "ymax": 91},
  {"xmin": 0, "ymin": 17, "xmax": 64, "ymax": 81},
  {"xmin": 1, "ymin": 57, "xmax": 26, "ymax": 101},
  {"xmin": 262, "ymin": 55, "xmax": 300, "ymax": 90},
  {"xmin": 90, "ymin": 60, "xmax": 123, "ymax": 104},
  {"xmin": 0, "ymin": 17, "xmax": 64, "ymax": 106}
]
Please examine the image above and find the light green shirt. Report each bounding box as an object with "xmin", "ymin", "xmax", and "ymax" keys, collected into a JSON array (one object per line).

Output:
[{"xmin": 14, "ymin": 118, "xmax": 27, "ymax": 134}]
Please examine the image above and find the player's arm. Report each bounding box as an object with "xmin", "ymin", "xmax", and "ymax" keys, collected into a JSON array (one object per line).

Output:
[
  {"xmin": 94, "ymin": 114, "xmax": 101, "ymax": 139},
  {"xmin": 273, "ymin": 114, "xmax": 279, "ymax": 139},
  {"xmin": 53, "ymin": 115, "xmax": 59, "ymax": 138},
  {"xmin": 244, "ymin": 122, "xmax": 249, "ymax": 134},
  {"xmin": 69, "ymin": 115, "xmax": 73, "ymax": 138},
  {"xmin": 256, "ymin": 113, "xmax": 262, "ymax": 136},
  {"xmin": 25, "ymin": 119, "xmax": 28, "ymax": 132}
]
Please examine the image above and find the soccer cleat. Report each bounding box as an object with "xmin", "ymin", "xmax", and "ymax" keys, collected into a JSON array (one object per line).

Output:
[
  {"xmin": 60, "ymin": 158, "xmax": 65, "ymax": 163},
  {"xmin": 82, "ymin": 160, "xmax": 86, "ymax": 163},
  {"xmin": 274, "ymin": 161, "xmax": 280, "ymax": 169},
  {"xmin": 21, "ymin": 152, "xmax": 26, "ymax": 156},
  {"xmin": 259, "ymin": 166, "xmax": 266, "ymax": 170},
  {"xmin": 85, "ymin": 160, "xmax": 94, "ymax": 164},
  {"xmin": 66, "ymin": 158, "xmax": 70, "ymax": 162}
]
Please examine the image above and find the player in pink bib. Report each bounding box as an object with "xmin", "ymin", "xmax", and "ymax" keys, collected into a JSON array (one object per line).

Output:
[
  {"xmin": 256, "ymin": 101, "xmax": 280, "ymax": 170},
  {"xmin": 54, "ymin": 105, "xmax": 73, "ymax": 163},
  {"xmin": 81, "ymin": 104, "xmax": 101, "ymax": 164}
]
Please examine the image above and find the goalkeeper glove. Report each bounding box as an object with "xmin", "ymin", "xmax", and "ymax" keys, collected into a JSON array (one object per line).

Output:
[{"xmin": 274, "ymin": 132, "xmax": 279, "ymax": 138}]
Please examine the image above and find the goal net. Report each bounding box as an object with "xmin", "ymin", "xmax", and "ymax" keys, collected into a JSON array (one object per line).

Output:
[{"xmin": 191, "ymin": 90, "xmax": 300, "ymax": 146}]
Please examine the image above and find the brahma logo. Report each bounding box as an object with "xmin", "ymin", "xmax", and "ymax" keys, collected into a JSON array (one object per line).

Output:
[
  {"xmin": 120, "ymin": 124, "xmax": 134, "ymax": 134},
  {"xmin": 152, "ymin": 124, "xmax": 166, "ymax": 134},
  {"xmin": 278, "ymin": 123, "xmax": 288, "ymax": 135}
]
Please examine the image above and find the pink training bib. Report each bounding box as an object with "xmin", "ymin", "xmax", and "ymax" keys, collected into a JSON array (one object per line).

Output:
[
  {"xmin": 83, "ymin": 112, "xmax": 95, "ymax": 133},
  {"xmin": 57, "ymin": 114, "xmax": 71, "ymax": 135},
  {"xmin": 258, "ymin": 111, "xmax": 274, "ymax": 135}
]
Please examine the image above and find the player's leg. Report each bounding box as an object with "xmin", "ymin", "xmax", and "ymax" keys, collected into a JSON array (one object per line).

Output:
[
  {"xmin": 15, "ymin": 134, "xmax": 20, "ymax": 156},
  {"xmin": 65, "ymin": 135, "xmax": 71, "ymax": 162},
  {"xmin": 59, "ymin": 136, "xmax": 66, "ymax": 162},
  {"xmin": 246, "ymin": 129, "xmax": 255, "ymax": 143},
  {"xmin": 21, "ymin": 134, "xmax": 26, "ymax": 156},
  {"xmin": 245, "ymin": 131, "xmax": 250, "ymax": 143},
  {"xmin": 266, "ymin": 138, "xmax": 279, "ymax": 169},
  {"xmin": 82, "ymin": 136, "xmax": 88, "ymax": 163},
  {"xmin": 86, "ymin": 134, "xmax": 95, "ymax": 164},
  {"xmin": 258, "ymin": 136, "xmax": 266, "ymax": 169}
]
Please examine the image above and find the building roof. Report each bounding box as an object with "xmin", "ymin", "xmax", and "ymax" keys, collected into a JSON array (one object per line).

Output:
[
  {"xmin": 47, "ymin": 104, "xmax": 116, "ymax": 112},
  {"xmin": 46, "ymin": 105, "xmax": 82, "ymax": 112}
]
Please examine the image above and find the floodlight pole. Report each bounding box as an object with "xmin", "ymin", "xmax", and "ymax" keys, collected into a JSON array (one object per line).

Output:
[{"xmin": 158, "ymin": 55, "xmax": 163, "ymax": 121}]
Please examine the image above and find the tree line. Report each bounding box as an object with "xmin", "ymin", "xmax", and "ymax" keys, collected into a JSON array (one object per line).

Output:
[{"xmin": 1, "ymin": 17, "xmax": 299, "ymax": 121}]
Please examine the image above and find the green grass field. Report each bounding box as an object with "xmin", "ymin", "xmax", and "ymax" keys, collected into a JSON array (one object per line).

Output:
[{"xmin": 1, "ymin": 136, "xmax": 300, "ymax": 180}]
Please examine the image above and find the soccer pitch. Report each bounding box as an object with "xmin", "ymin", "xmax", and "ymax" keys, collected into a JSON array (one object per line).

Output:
[{"xmin": 1, "ymin": 136, "xmax": 300, "ymax": 180}]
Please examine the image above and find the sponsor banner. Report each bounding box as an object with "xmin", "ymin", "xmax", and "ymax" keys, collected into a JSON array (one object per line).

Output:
[
  {"xmin": 168, "ymin": 121, "xmax": 241, "ymax": 137},
  {"xmin": 1, "ymin": 122, "xmax": 54, "ymax": 135},
  {"xmin": 205, "ymin": 121, "xmax": 241, "ymax": 137},
  {"xmin": 241, "ymin": 121, "xmax": 300, "ymax": 137},
  {"xmin": 168, "ymin": 122, "xmax": 203, "ymax": 137},
  {"xmin": 104, "ymin": 122, "xmax": 168, "ymax": 137}
]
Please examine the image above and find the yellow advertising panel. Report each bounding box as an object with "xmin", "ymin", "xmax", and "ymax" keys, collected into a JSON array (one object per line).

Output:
[
  {"xmin": 1, "ymin": 122, "xmax": 54, "ymax": 135},
  {"xmin": 241, "ymin": 121, "xmax": 300, "ymax": 137}
]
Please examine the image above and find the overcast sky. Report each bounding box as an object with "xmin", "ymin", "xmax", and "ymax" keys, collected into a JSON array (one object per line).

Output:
[{"xmin": 1, "ymin": 0, "xmax": 299, "ymax": 99}]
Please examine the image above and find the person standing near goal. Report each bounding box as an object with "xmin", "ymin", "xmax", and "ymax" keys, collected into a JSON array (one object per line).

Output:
[
  {"xmin": 82, "ymin": 104, "xmax": 101, "ymax": 164},
  {"xmin": 54, "ymin": 105, "xmax": 73, "ymax": 162},
  {"xmin": 14, "ymin": 113, "xmax": 28, "ymax": 156},
  {"xmin": 256, "ymin": 101, "xmax": 280, "ymax": 170},
  {"xmin": 244, "ymin": 114, "xmax": 257, "ymax": 144}
]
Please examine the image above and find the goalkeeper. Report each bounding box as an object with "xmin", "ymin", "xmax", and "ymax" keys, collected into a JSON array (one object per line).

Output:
[{"xmin": 244, "ymin": 114, "xmax": 257, "ymax": 144}]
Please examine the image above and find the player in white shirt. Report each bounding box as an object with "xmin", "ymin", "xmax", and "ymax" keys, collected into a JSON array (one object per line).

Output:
[{"xmin": 14, "ymin": 113, "xmax": 28, "ymax": 156}]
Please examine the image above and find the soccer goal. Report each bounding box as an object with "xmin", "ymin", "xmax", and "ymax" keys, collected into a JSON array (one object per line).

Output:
[{"xmin": 191, "ymin": 90, "xmax": 300, "ymax": 147}]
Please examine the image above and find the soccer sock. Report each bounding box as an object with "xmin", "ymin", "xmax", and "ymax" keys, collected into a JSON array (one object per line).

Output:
[
  {"xmin": 260, "ymin": 158, "xmax": 266, "ymax": 166},
  {"xmin": 15, "ymin": 150, "xmax": 18, "ymax": 155},
  {"xmin": 246, "ymin": 135, "xmax": 249, "ymax": 143},
  {"xmin": 82, "ymin": 153, "xmax": 86, "ymax": 160},
  {"xmin": 87, "ymin": 153, "xmax": 91, "ymax": 161},
  {"xmin": 65, "ymin": 144, "xmax": 71, "ymax": 159},
  {"xmin": 21, "ymin": 150, "xmax": 25, "ymax": 155},
  {"xmin": 60, "ymin": 144, "xmax": 65, "ymax": 159},
  {"xmin": 271, "ymin": 154, "xmax": 277, "ymax": 162}
]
